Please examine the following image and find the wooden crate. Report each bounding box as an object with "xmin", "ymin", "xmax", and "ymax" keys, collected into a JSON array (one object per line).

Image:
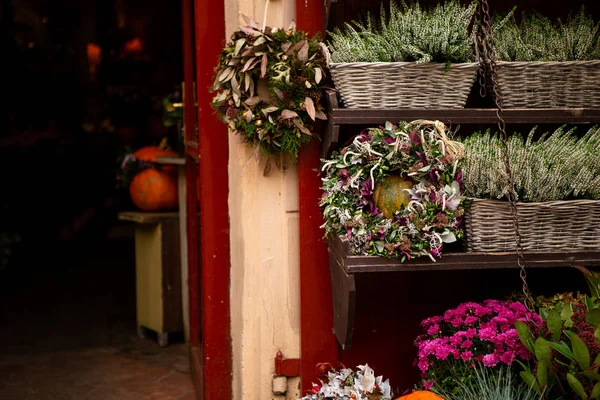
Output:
[{"xmin": 119, "ymin": 212, "xmax": 183, "ymax": 347}]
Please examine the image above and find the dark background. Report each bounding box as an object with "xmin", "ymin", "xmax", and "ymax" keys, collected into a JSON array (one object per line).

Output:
[{"xmin": 0, "ymin": 0, "xmax": 183, "ymax": 268}]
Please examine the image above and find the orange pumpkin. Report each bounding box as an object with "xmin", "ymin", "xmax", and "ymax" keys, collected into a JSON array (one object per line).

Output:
[
  {"xmin": 134, "ymin": 146, "xmax": 178, "ymax": 173},
  {"xmin": 129, "ymin": 168, "xmax": 178, "ymax": 211},
  {"xmin": 373, "ymin": 175, "xmax": 413, "ymax": 219},
  {"xmin": 396, "ymin": 391, "xmax": 445, "ymax": 400}
]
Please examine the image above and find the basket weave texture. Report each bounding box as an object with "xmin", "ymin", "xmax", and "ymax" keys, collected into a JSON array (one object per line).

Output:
[
  {"xmin": 496, "ymin": 60, "xmax": 600, "ymax": 108},
  {"xmin": 465, "ymin": 197, "xmax": 600, "ymax": 252},
  {"xmin": 328, "ymin": 61, "xmax": 478, "ymax": 109}
]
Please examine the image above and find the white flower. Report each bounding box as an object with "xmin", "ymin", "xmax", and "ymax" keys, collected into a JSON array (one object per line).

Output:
[{"xmin": 355, "ymin": 364, "xmax": 376, "ymax": 393}]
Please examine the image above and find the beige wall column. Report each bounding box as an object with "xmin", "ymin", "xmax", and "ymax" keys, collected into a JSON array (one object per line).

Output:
[{"xmin": 226, "ymin": 0, "xmax": 301, "ymax": 399}]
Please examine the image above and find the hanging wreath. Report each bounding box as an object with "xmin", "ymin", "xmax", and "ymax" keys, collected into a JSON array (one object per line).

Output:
[
  {"xmin": 320, "ymin": 120, "xmax": 466, "ymax": 262},
  {"xmin": 210, "ymin": 20, "xmax": 328, "ymax": 160}
]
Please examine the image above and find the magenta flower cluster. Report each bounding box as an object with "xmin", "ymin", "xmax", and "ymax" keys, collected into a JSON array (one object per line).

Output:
[{"xmin": 414, "ymin": 299, "xmax": 541, "ymax": 387}]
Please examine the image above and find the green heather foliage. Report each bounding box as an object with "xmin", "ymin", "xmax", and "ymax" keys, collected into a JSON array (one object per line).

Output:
[
  {"xmin": 493, "ymin": 7, "xmax": 600, "ymax": 61},
  {"xmin": 436, "ymin": 365, "xmax": 541, "ymax": 400},
  {"xmin": 328, "ymin": 0, "xmax": 477, "ymax": 64},
  {"xmin": 461, "ymin": 127, "xmax": 600, "ymax": 202}
]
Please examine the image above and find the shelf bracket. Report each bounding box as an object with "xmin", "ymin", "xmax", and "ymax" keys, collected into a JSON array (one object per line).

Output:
[
  {"xmin": 328, "ymin": 243, "xmax": 356, "ymax": 350},
  {"xmin": 321, "ymin": 90, "xmax": 340, "ymax": 163}
]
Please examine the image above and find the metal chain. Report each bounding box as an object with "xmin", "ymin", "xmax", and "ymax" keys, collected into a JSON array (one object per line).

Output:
[{"xmin": 476, "ymin": 0, "xmax": 533, "ymax": 310}]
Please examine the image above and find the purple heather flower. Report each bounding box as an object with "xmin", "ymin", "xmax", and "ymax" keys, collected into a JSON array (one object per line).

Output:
[
  {"xmin": 429, "ymin": 191, "xmax": 437, "ymax": 202},
  {"xmin": 384, "ymin": 137, "xmax": 396, "ymax": 144},
  {"xmin": 361, "ymin": 179, "xmax": 373, "ymax": 196},
  {"xmin": 357, "ymin": 129, "xmax": 370, "ymax": 143},
  {"xmin": 429, "ymin": 170, "xmax": 440, "ymax": 186},
  {"xmin": 408, "ymin": 130, "xmax": 421, "ymax": 145}
]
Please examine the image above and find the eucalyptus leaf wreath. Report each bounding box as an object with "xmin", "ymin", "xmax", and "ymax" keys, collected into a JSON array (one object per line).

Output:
[
  {"xmin": 320, "ymin": 120, "xmax": 466, "ymax": 262},
  {"xmin": 211, "ymin": 19, "xmax": 328, "ymax": 160}
]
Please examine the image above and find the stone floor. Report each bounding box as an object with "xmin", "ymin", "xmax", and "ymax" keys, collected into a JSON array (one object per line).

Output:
[{"xmin": 0, "ymin": 227, "xmax": 195, "ymax": 399}]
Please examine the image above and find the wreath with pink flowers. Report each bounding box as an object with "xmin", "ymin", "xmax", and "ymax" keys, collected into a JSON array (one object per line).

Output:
[{"xmin": 320, "ymin": 120, "xmax": 466, "ymax": 261}]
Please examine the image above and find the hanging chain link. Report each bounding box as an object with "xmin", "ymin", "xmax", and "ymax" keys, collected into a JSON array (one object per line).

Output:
[{"xmin": 476, "ymin": 0, "xmax": 533, "ymax": 310}]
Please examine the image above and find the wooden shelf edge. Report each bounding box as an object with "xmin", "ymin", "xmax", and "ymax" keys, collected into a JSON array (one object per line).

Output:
[
  {"xmin": 329, "ymin": 107, "xmax": 600, "ymax": 125},
  {"xmin": 118, "ymin": 211, "xmax": 180, "ymax": 224},
  {"xmin": 328, "ymin": 235, "xmax": 600, "ymax": 274},
  {"xmin": 327, "ymin": 234, "xmax": 600, "ymax": 349}
]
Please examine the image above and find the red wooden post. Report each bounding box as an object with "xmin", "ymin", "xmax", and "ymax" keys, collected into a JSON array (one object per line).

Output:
[
  {"xmin": 296, "ymin": 0, "xmax": 339, "ymax": 393},
  {"xmin": 193, "ymin": 0, "xmax": 232, "ymax": 398}
]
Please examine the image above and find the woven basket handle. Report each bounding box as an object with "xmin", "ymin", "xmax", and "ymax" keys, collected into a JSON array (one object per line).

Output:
[{"xmin": 319, "ymin": 42, "xmax": 333, "ymax": 67}]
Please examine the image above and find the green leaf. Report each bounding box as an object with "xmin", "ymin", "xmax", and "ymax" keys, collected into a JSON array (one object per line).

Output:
[
  {"xmin": 234, "ymin": 38, "xmax": 246, "ymax": 56},
  {"xmin": 591, "ymin": 382, "xmax": 600, "ymax": 399},
  {"xmin": 562, "ymin": 303, "xmax": 575, "ymax": 321},
  {"xmin": 596, "ymin": 327, "xmax": 600, "ymax": 344},
  {"xmin": 547, "ymin": 309, "xmax": 563, "ymax": 342},
  {"xmin": 520, "ymin": 371, "xmax": 540, "ymax": 391},
  {"xmin": 440, "ymin": 231, "xmax": 457, "ymax": 244},
  {"xmin": 535, "ymin": 337, "xmax": 552, "ymax": 364},
  {"xmin": 587, "ymin": 295, "xmax": 596, "ymax": 312},
  {"xmin": 587, "ymin": 309, "xmax": 600, "ymax": 327},
  {"xmin": 584, "ymin": 371, "xmax": 600, "ymax": 381},
  {"xmin": 536, "ymin": 359, "xmax": 548, "ymax": 387},
  {"xmin": 569, "ymin": 331, "xmax": 591, "ymax": 370},
  {"xmin": 549, "ymin": 341, "xmax": 575, "ymax": 361},
  {"xmin": 567, "ymin": 373, "xmax": 589, "ymax": 399},
  {"xmin": 516, "ymin": 320, "xmax": 534, "ymax": 352}
]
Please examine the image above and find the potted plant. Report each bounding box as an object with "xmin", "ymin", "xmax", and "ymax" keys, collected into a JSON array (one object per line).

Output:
[
  {"xmin": 492, "ymin": 7, "xmax": 600, "ymax": 108},
  {"xmin": 300, "ymin": 363, "xmax": 394, "ymax": 399},
  {"xmin": 460, "ymin": 126, "xmax": 600, "ymax": 252},
  {"xmin": 515, "ymin": 267, "xmax": 600, "ymax": 399},
  {"xmin": 325, "ymin": 0, "xmax": 479, "ymax": 109},
  {"xmin": 414, "ymin": 299, "xmax": 541, "ymax": 397}
]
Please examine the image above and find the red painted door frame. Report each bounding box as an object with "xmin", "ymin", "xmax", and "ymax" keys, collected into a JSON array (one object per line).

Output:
[
  {"xmin": 186, "ymin": 0, "xmax": 335, "ymax": 397},
  {"xmin": 190, "ymin": 0, "xmax": 232, "ymax": 398},
  {"xmin": 181, "ymin": 0, "xmax": 205, "ymax": 396},
  {"xmin": 296, "ymin": 0, "xmax": 340, "ymax": 393}
]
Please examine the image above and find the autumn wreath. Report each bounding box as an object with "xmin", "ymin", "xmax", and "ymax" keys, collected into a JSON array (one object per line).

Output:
[
  {"xmin": 320, "ymin": 120, "xmax": 466, "ymax": 261},
  {"xmin": 211, "ymin": 21, "xmax": 327, "ymax": 159}
]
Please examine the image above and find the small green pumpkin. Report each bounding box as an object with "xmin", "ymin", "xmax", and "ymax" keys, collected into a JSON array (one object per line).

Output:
[{"xmin": 373, "ymin": 175, "xmax": 413, "ymax": 219}]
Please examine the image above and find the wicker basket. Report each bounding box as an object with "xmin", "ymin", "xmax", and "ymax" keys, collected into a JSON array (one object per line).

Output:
[
  {"xmin": 322, "ymin": 46, "xmax": 478, "ymax": 109},
  {"xmin": 496, "ymin": 61, "xmax": 600, "ymax": 108},
  {"xmin": 464, "ymin": 198, "xmax": 600, "ymax": 252}
]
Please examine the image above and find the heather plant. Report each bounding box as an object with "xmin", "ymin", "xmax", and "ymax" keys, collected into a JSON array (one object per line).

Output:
[
  {"xmin": 493, "ymin": 7, "xmax": 600, "ymax": 61},
  {"xmin": 415, "ymin": 299, "xmax": 541, "ymax": 396},
  {"xmin": 460, "ymin": 127, "xmax": 600, "ymax": 202},
  {"xmin": 328, "ymin": 0, "xmax": 477, "ymax": 63},
  {"xmin": 436, "ymin": 364, "xmax": 541, "ymax": 400}
]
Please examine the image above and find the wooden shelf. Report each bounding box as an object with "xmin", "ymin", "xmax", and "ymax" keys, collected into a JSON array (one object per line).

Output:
[
  {"xmin": 321, "ymin": 91, "xmax": 600, "ymax": 350},
  {"xmin": 329, "ymin": 235, "xmax": 600, "ymax": 273},
  {"xmin": 330, "ymin": 107, "xmax": 600, "ymax": 125},
  {"xmin": 118, "ymin": 211, "xmax": 179, "ymax": 224},
  {"xmin": 328, "ymin": 235, "xmax": 600, "ymax": 350},
  {"xmin": 156, "ymin": 156, "xmax": 186, "ymax": 166},
  {"xmin": 321, "ymin": 90, "xmax": 600, "ymax": 159}
]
